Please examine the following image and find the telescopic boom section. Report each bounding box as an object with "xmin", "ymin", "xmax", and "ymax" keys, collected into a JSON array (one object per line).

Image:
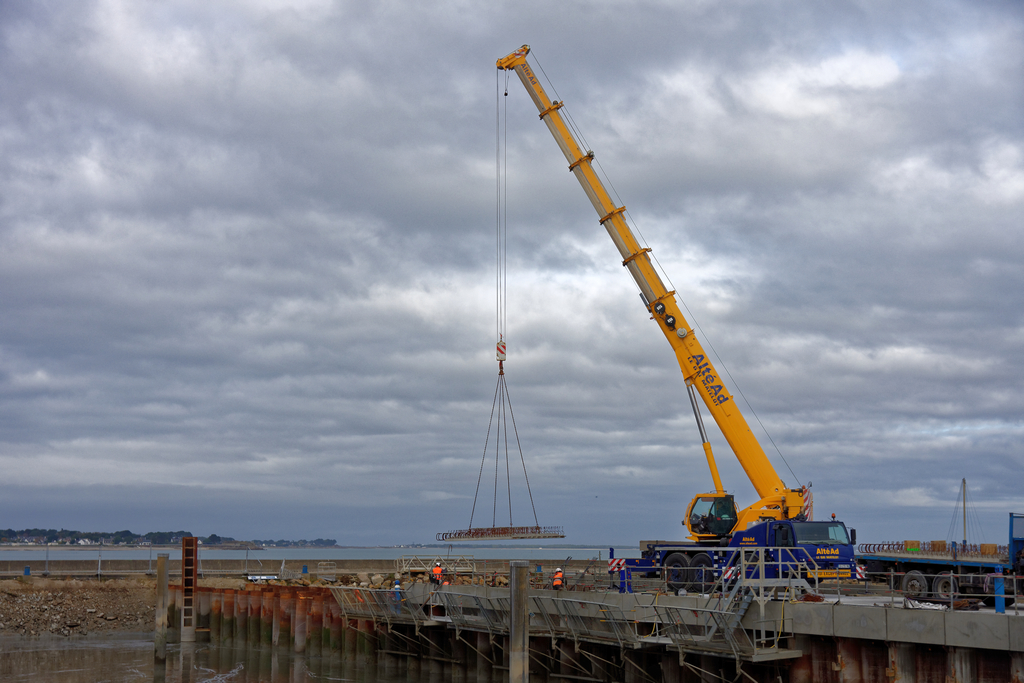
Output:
[{"xmin": 497, "ymin": 46, "xmax": 805, "ymax": 531}]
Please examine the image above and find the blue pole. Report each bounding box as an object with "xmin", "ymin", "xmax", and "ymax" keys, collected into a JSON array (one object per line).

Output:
[{"xmin": 994, "ymin": 567, "xmax": 1005, "ymax": 614}]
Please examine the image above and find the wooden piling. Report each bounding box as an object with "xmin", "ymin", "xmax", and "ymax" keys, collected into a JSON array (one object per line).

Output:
[
  {"xmin": 329, "ymin": 599, "xmax": 343, "ymax": 652},
  {"xmin": 949, "ymin": 647, "xmax": 978, "ymax": 683},
  {"xmin": 837, "ymin": 637, "xmax": 862, "ymax": 683},
  {"xmin": 154, "ymin": 553, "xmax": 168, "ymax": 662},
  {"xmin": 248, "ymin": 589, "xmax": 261, "ymax": 648},
  {"xmin": 476, "ymin": 631, "xmax": 493, "ymax": 683},
  {"xmin": 887, "ymin": 641, "xmax": 916, "ymax": 683},
  {"xmin": 262, "ymin": 588, "xmax": 275, "ymax": 647},
  {"xmin": 320, "ymin": 589, "xmax": 332, "ymax": 652},
  {"xmin": 345, "ymin": 618, "xmax": 358, "ymax": 661},
  {"xmin": 167, "ymin": 584, "xmax": 179, "ymax": 644},
  {"xmin": 272, "ymin": 590, "xmax": 285, "ymax": 647},
  {"xmin": 308, "ymin": 592, "xmax": 324, "ymax": 657},
  {"xmin": 235, "ymin": 590, "xmax": 248, "ymax": 645},
  {"xmin": 195, "ymin": 587, "xmax": 210, "ymax": 643},
  {"xmin": 210, "ymin": 589, "xmax": 222, "ymax": 643},
  {"xmin": 294, "ymin": 594, "xmax": 308, "ymax": 653},
  {"xmin": 451, "ymin": 632, "xmax": 467, "ymax": 683},
  {"xmin": 221, "ymin": 589, "xmax": 235, "ymax": 643},
  {"xmin": 1010, "ymin": 652, "xmax": 1024, "ymax": 683}
]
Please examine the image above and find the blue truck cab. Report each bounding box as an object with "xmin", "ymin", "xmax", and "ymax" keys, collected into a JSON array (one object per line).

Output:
[
  {"xmin": 625, "ymin": 517, "xmax": 858, "ymax": 593},
  {"xmin": 717, "ymin": 518, "xmax": 858, "ymax": 585}
]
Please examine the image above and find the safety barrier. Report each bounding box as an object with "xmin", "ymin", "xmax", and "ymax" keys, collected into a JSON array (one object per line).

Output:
[
  {"xmin": 330, "ymin": 585, "xmax": 430, "ymax": 630},
  {"xmin": 331, "ymin": 578, "xmax": 801, "ymax": 662},
  {"xmin": 395, "ymin": 555, "xmax": 477, "ymax": 577},
  {"xmin": 857, "ymin": 567, "xmax": 1021, "ymax": 614}
]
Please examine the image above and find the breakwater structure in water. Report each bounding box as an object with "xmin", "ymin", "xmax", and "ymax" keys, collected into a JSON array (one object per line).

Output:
[{"xmin": 148, "ymin": 550, "xmax": 1024, "ymax": 683}]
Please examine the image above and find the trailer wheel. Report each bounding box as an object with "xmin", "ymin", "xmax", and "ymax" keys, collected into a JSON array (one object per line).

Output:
[
  {"xmin": 688, "ymin": 553, "xmax": 714, "ymax": 593},
  {"xmin": 931, "ymin": 572, "xmax": 957, "ymax": 600},
  {"xmin": 664, "ymin": 553, "xmax": 690, "ymax": 591},
  {"xmin": 901, "ymin": 570, "xmax": 928, "ymax": 599}
]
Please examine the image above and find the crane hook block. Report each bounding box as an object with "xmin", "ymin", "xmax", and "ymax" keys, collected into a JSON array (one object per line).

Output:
[{"xmin": 496, "ymin": 339, "xmax": 507, "ymax": 361}]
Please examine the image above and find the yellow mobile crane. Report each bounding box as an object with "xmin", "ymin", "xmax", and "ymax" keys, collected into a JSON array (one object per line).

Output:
[{"xmin": 498, "ymin": 45, "xmax": 810, "ymax": 544}]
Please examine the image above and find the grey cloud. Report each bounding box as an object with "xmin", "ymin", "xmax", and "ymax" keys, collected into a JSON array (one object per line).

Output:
[{"xmin": 1, "ymin": 0, "xmax": 1022, "ymax": 546}]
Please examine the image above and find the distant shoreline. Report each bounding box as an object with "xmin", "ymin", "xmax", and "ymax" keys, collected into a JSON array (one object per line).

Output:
[{"xmin": 0, "ymin": 543, "xmax": 617, "ymax": 551}]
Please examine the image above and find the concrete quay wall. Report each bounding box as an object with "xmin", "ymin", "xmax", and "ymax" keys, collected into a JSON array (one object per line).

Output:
[{"xmin": 751, "ymin": 599, "xmax": 1024, "ymax": 652}]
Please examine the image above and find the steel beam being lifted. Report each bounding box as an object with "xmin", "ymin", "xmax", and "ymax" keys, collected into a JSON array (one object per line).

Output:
[{"xmin": 435, "ymin": 526, "xmax": 565, "ymax": 542}]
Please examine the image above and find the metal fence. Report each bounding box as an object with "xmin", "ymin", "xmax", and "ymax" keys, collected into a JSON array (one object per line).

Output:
[{"xmin": 857, "ymin": 567, "xmax": 1021, "ymax": 614}]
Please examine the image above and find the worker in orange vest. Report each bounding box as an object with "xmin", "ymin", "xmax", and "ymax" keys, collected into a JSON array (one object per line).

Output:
[
  {"xmin": 552, "ymin": 567, "xmax": 564, "ymax": 590},
  {"xmin": 431, "ymin": 562, "xmax": 444, "ymax": 585}
]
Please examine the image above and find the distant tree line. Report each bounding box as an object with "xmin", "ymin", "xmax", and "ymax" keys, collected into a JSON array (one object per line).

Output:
[
  {"xmin": 0, "ymin": 529, "xmax": 336, "ymax": 547},
  {"xmin": 0, "ymin": 529, "xmax": 192, "ymax": 545},
  {"xmin": 251, "ymin": 538, "xmax": 337, "ymax": 547}
]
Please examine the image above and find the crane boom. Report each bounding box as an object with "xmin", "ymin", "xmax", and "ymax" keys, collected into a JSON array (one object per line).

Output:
[{"xmin": 498, "ymin": 45, "xmax": 807, "ymax": 537}]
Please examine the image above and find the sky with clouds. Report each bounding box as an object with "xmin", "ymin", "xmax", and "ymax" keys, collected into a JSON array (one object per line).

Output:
[{"xmin": 2, "ymin": 0, "xmax": 1022, "ymax": 547}]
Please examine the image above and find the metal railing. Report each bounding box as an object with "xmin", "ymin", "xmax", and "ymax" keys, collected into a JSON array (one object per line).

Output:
[
  {"xmin": 330, "ymin": 585, "xmax": 430, "ymax": 629},
  {"xmin": 857, "ymin": 568, "xmax": 1021, "ymax": 614},
  {"xmin": 329, "ymin": 575, "xmax": 801, "ymax": 662},
  {"xmin": 395, "ymin": 555, "xmax": 478, "ymax": 577},
  {"xmin": 316, "ymin": 562, "xmax": 337, "ymax": 582}
]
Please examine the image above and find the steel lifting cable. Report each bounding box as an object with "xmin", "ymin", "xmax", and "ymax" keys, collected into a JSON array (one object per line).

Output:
[
  {"xmin": 503, "ymin": 375, "xmax": 541, "ymax": 526},
  {"xmin": 502, "ymin": 380, "xmax": 511, "ymax": 524},
  {"xmin": 468, "ymin": 378, "xmax": 501, "ymax": 529},
  {"xmin": 436, "ymin": 60, "xmax": 566, "ymax": 543},
  {"xmin": 462, "ymin": 71, "xmax": 546, "ymax": 535},
  {"xmin": 495, "ymin": 375, "xmax": 504, "ymax": 526}
]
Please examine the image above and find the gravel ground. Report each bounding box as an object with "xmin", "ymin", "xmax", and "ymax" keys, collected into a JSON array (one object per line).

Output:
[
  {"xmin": 0, "ymin": 572, "xmax": 498, "ymax": 640},
  {"xmin": 0, "ymin": 577, "xmax": 155, "ymax": 638}
]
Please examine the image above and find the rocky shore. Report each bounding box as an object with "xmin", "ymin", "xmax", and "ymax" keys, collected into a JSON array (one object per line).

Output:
[
  {"xmin": 0, "ymin": 569, "xmax": 508, "ymax": 639},
  {"xmin": 0, "ymin": 577, "xmax": 155, "ymax": 638}
]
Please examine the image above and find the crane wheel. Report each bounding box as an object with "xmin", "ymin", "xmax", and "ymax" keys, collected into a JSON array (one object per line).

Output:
[
  {"xmin": 688, "ymin": 553, "xmax": 714, "ymax": 593},
  {"xmin": 664, "ymin": 553, "xmax": 690, "ymax": 592},
  {"xmin": 901, "ymin": 570, "xmax": 928, "ymax": 599}
]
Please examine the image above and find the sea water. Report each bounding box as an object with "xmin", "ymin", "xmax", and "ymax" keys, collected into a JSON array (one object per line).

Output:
[{"xmin": 0, "ymin": 634, "xmax": 410, "ymax": 683}]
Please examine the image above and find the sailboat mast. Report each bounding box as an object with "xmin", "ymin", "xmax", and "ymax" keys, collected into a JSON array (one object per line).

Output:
[{"xmin": 962, "ymin": 477, "xmax": 967, "ymax": 547}]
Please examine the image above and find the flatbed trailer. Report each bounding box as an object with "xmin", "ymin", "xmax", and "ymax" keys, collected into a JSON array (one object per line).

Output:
[{"xmin": 856, "ymin": 512, "xmax": 1024, "ymax": 602}]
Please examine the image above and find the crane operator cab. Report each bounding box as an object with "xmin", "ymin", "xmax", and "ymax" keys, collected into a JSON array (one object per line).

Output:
[{"xmin": 686, "ymin": 494, "xmax": 737, "ymax": 539}]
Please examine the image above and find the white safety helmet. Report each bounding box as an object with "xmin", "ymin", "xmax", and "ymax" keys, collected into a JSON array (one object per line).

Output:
[{"xmin": 556, "ymin": 568, "xmax": 562, "ymax": 572}]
